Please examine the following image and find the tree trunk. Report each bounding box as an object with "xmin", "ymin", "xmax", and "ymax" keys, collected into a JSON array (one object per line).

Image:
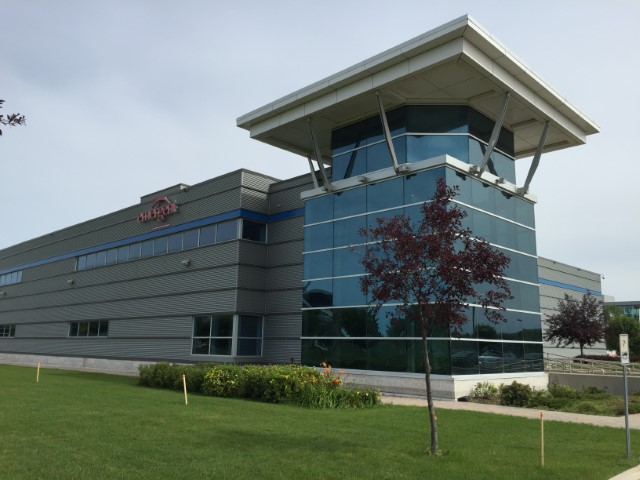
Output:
[
  {"xmin": 421, "ymin": 319, "xmax": 438, "ymax": 454},
  {"xmin": 580, "ymin": 343, "xmax": 584, "ymax": 356}
]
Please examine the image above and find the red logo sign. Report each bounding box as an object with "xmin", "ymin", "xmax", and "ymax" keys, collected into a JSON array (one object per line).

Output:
[{"xmin": 138, "ymin": 197, "xmax": 178, "ymax": 223}]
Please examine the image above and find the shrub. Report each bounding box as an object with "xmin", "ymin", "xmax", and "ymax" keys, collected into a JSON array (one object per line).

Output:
[
  {"xmin": 499, "ymin": 381, "xmax": 532, "ymax": 407},
  {"xmin": 471, "ymin": 381, "xmax": 499, "ymax": 402},
  {"xmin": 201, "ymin": 365, "xmax": 245, "ymax": 397},
  {"xmin": 548, "ymin": 383, "xmax": 578, "ymax": 399}
]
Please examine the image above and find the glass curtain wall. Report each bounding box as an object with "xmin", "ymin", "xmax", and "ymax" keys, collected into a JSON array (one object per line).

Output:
[{"xmin": 302, "ymin": 105, "xmax": 543, "ymax": 375}]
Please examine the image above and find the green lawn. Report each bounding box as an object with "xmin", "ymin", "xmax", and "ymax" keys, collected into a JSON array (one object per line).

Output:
[{"xmin": 0, "ymin": 364, "xmax": 638, "ymax": 480}]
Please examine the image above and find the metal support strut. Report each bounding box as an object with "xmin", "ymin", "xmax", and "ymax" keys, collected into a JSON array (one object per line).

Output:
[
  {"xmin": 478, "ymin": 92, "xmax": 511, "ymax": 174},
  {"xmin": 376, "ymin": 91, "xmax": 400, "ymax": 173},
  {"xmin": 519, "ymin": 121, "xmax": 549, "ymax": 195},
  {"xmin": 306, "ymin": 156, "xmax": 319, "ymax": 189},
  {"xmin": 307, "ymin": 118, "xmax": 332, "ymax": 191}
]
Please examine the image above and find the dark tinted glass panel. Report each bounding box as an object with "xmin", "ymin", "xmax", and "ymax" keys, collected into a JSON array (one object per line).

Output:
[
  {"xmin": 370, "ymin": 306, "xmax": 406, "ymax": 337},
  {"xmin": 95, "ymin": 251, "xmax": 106, "ymax": 267},
  {"xmin": 362, "ymin": 115, "xmax": 384, "ymax": 145},
  {"xmin": 518, "ymin": 254, "xmax": 538, "ymax": 283},
  {"xmin": 392, "ymin": 135, "xmax": 407, "ymax": 164},
  {"xmin": 237, "ymin": 339, "xmax": 262, "ymax": 356},
  {"xmin": 89, "ymin": 321, "xmax": 99, "ymax": 336},
  {"xmin": 303, "ymin": 222, "xmax": 333, "ymax": 252},
  {"xmin": 404, "ymin": 168, "xmax": 443, "ymax": 205},
  {"xmin": 495, "ymin": 219, "xmax": 516, "ymax": 249},
  {"xmin": 85, "ymin": 254, "xmax": 96, "ymax": 269},
  {"xmin": 168, "ymin": 233, "xmax": 183, "ymax": 252},
  {"xmin": 69, "ymin": 322, "xmax": 79, "ymax": 336},
  {"xmin": 141, "ymin": 240, "xmax": 154, "ymax": 258},
  {"xmin": 474, "ymin": 308, "xmax": 501, "ymax": 339},
  {"xmin": 334, "ymin": 187, "xmax": 366, "ymax": 218},
  {"xmin": 304, "ymin": 250, "xmax": 333, "ymax": 279},
  {"xmin": 495, "ymin": 190, "xmax": 516, "ymax": 220},
  {"xmin": 367, "ymin": 208, "xmax": 402, "ymax": 231},
  {"xmin": 212, "ymin": 315, "xmax": 233, "ymax": 337},
  {"xmin": 367, "ymin": 340, "xmax": 408, "ymax": 372},
  {"xmin": 515, "ymin": 199, "xmax": 535, "ymax": 228},
  {"xmin": 366, "ymin": 141, "xmax": 392, "ymax": 173},
  {"xmin": 446, "ymin": 169, "xmax": 471, "ymax": 203},
  {"xmin": 503, "ymin": 342, "xmax": 525, "ymax": 372},
  {"xmin": 450, "ymin": 308, "xmax": 475, "ymax": 339},
  {"xmin": 426, "ymin": 340, "xmax": 452, "ymax": 375},
  {"xmin": 472, "ymin": 210, "xmax": 496, "ymax": 242},
  {"xmin": 200, "ymin": 225, "xmax": 216, "ymax": 245},
  {"xmin": 117, "ymin": 246, "xmax": 129, "ymax": 263},
  {"xmin": 478, "ymin": 342, "xmax": 503, "ymax": 373},
  {"xmin": 183, "ymin": 229, "xmax": 199, "ymax": 249},
  {"xmin": 524, "ymin": 343, "xmax": 544, "ymax": 371},
  {"xmin": 407, "ymin": 135, "xmax": 468, "ymax": 163},
  {"xmin": 333, "ymin": 308, "xmax": 366, "ymax": 337},
  {"xmin": 210, "ymin": 340, "xmax": 232, "ymax": 356},
  {"xmin": 193, "ymin": 316, "xmax": 211, "ymax": 337},
  {"xmin": 303, "ymin": 280, "xmax": 333, "ymax": 308},
  {"xmin": 406, "ymin": 105, "xmax": 468, "ymax": 133},
  {"xmin": 328, "ymin": 339, "xmax": 368, "ymax": 369},
  {"xmin": 516, "ymin": 226, "xmax": 536, "ymax": 255},
  {"xmin": 333, "ymin": 276, "xmax": 366, "ymax": 307},
  {"xmin": 129, "ymin": 243, "xmax": 142, "ymax": 260},
  {"xmin": 522, "ymin": 313, "xmax": 543, "ymax": 342},
  {"xmin": 332, "ymin": 149, "xmax": 366, "ymax": 180},
  {"xmin": 98, "ymin": 321, "xmax": 108, "ymax": 337},
  {"xmin": 153, "ymin": 237, "xmax": 168, "ymax": 256},
  {"xmin": 386, "ymin": 106, "xmax": 406, "ymax": 136},
  {"xmin": 451, "ymin": 340, "xmax": 479, "ymax": 374},
  {"xmin": 468, "ymin": 108, "xmax": 514, "ymax": 156},
  {"xmin": 78, "ymin": 322, "xmax": 89, "ymax": 336},
  {"xmin": 242, "ymin": 220, "xmax": 266, "ymax": 242},
  {"xmin": 501, "ymin": 311, "xmax": 523, "ymax": 341},
  {"xmin": 333, "ymin": 247, "xmax": 364, "ymax": 277},
  {"xmin": 333, "ymin": 216, "xmax": 366, "ymax": 248},
  {"xmin": 491, "ymin": 150, "xmax": 515, "ymax": 184},
  {"xmin": 367, "ymin": 177, "xmax": 403, "ymax": 212},
  {"xmin": 217, "ymin": 220, "xmax": 238, "ymax": 242},
  {"xmin": 106, "ymin": 249, "xmax": 118, "ymax": 265},
  {"xmin": 404, "ymin": 204, "xmax": 424, "ymax": 230},
  {"xmin": 304, "ymin": 195, "xmax": 333, "ymax": 224},
  {"xmin": 192, "ymin": 338, "xmax": 209, "ymax": 355},
  {"xmin": 77, "ymin": 256, "xmax": 86, "ymax": 271},
  {"xmin": 471, "ymin": 179, "xmax": 495, "ymax": 213},
  {"xmin": 302, "ymin": 309, "xmax": 334, "ymax": 337},
  {"xmin": 331, "ymin": 121, "xmax": 362, "ymax": 156},
  {"xmin": 238, "ymin": 316, "xmax": 262, "ymax": 337}
]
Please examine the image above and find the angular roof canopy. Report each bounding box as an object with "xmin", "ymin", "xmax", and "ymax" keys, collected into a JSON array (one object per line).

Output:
[{"xmin": 237, "ymin": 15, "xmax": 598, "ymax": 162}]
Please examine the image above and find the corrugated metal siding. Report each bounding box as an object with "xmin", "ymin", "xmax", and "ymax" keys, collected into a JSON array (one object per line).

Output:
[
  {"xmin": 235, "ymin": 290, "xmax": 265, "ymax": 314},
  {"xmin": 242, "ymin": 170, "xmax": 279, "ymax": 192},
  {"xmin": 266, "ymin": 289, "xmax": 301, "ymax": 314},
  {"xmin": 110, "ymin": 317, "xmax": 192, "ymax": 337},
  {"xmin": 268, "ymin": 217, "xmax": 304, "ymax": 244},
  {"xmin": 262, "ymin": 340, "xmax": 302, "ymax": 364},
  {"xmin": 268, "ymin": 241, "xmax": 303, "ymax": 267},
  {"xmin": 2, "ymin": 291, "xmax": 237, "ymax": 324},
  {"xmin": 237, "ymin": 266, "xmax": 266, "ymax": 290},
  {"xmin": 264, "ymin": 314, "xmax": 302, "ymax": 338},
  {"xmin": 267, "ymin": 265, "xmax": 302, "ymax": 290},
  {"xmin": 17, "ymin": 322, "xmax": 69, "ymax": 338},
  {"xmin": 238, "ymin": 242, "xmax": 267, "ymax": 267},
  {"xmin": 240, "ymin": 187, "xmax": 269, "ymax": 213}
]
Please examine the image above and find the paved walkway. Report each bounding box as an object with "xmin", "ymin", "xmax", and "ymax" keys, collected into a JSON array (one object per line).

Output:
[{"xmin": 382, "ymin": 395, "xmax": 640, "ymax": 480}]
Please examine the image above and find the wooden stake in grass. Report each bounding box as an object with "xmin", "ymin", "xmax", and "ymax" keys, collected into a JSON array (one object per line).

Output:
[
  {"xmin": 36, "ymin": 362, "xmax": 41, "ymax": 383},
  {"xmin": 182, "ymin": 374, "xmax": 188, "ymax": 406},
  {"xmin": 540, "ymin": 411, "xmax": 545, "ymax": 467}
]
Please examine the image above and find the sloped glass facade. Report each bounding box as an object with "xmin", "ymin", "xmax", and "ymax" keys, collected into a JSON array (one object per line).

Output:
[{"xmin": 302, "ymin": 105, "xmax": 543, "ymax": 375}]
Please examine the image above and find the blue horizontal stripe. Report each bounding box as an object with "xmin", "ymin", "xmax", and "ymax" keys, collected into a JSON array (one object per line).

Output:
[
  {"xmin": 538, "ymin": 278, "xmax": 602, "ymax": 296},
  {"xmin": 0, "ymin": 207, "xmax": 305, "ymax": 275}
]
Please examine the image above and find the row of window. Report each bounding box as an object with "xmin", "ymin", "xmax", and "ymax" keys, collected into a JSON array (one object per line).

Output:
[
  {"xmin": 192, "ymin": 314, "xmax": 263, "ymax": 357},
  {"xmin": 69, "ymin": 321, "xmax": 109, "ymax": 337},
  {"xmin": 76, "ymin": 218, "xmax": 266, "ymax": 271},
  {"xmin": 302, "ymin": 306, "xmax": 542, "ymax": 342},
  {"xmin": 302, "ymin": 338, "xmax": 543, "ymax": 375},
  {"xmin": 0, "ymin": 270, "xmax": 22, "ymax": 287},
  {"xmin": 305, "ymin": 168, "xmax": 535, "ymax": 228},
  {"xmin": 331, "ymin": 134, "xmax": 515, "ymax": 183},
  {"xmin": 0, "ymin": 324, "xmax": 15, "ymax": 338}
]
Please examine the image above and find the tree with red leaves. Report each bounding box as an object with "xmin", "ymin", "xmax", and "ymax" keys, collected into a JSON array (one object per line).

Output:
[
  {"xmin": 0, "ymin": 99, "xmax": 26, "ymax": 136},
  {"xmin": 360, "ymin": 177, "xmax": 512, "ymax": 454},
  {"xmin": 544, "ymin": 292, "xmax": 605, "ymax": 356}
]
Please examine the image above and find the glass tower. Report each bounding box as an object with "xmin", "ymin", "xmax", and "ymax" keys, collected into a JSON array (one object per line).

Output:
[{"xmin": 302, "ymin": 105, "xmax": 543, "ymax": 375}]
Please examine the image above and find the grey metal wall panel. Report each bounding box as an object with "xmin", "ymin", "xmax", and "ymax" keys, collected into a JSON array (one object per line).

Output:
[
  {"xmin": 266, "ymin": 289, "xmax": 301, "ymax": 314},
  {"xmin": 235, "ymin": 290, "xmax": 265, "ymax": 314},
  {"xmin": 0, "ymin": 267, "xmax": 239, "ymax": 313},
  {"xmin": 268, "ymin": 185, "xmax": 306, "ymax": 214},
  {"xmin": 238, "ymin": 242, "xmax": 267, "ymax": 267},
  {"xmin": 110, "ymin": 317, "xmax": 192, "ymax": 337},
  {"xmin": 238, "ymin": 266, "xmax": 266, "ymax": 290},
  {"xmin": 268, "ymin": 217, "xmax": 304, "ymax": 244},
  {"xmin": 267, "ymin": 265, "xmax": 302, "ymax": 290},
  {"xmin": 2, "ymin": 291, "xmax": 237, "ymax": 324},
  {"xmin": 264, "ymin": 314, "xmax": 302, "ymax": 338},
  {"xmin": 17, "ymin": 322, "xmax": 69, "ymax": 338},
  {"xmin": 268, "ymin": 241, "xmax": 303, "ymax": 267},
  {"xmin": 240, "ymin": 187, "xmax": 269, "ymax": 213},
  {"xmin": 242, "ymin": 170, "xmax": 279, "ymax": 192},
  {"xmin": 262, "ymin": 340, "xmax": 302, "ymax": 364}
]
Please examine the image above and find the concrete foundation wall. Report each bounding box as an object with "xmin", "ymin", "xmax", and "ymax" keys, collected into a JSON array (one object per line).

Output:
[{"xmin": 550, "ymin": 373, "xmax": 640, "ymax": 396}]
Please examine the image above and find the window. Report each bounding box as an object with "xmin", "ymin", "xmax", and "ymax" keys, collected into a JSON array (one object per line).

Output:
[
  {"xmin": 191, "ymin": 314, "xmax": 263, "ymax": 356},
  {"xmin": 0, "ymin": 324, "xmax": 15, "ymax": 338},
  {"xmin": 68, "ymin": 321, "xmax": 108, "ymax": 337},
  {"xmin": 241, "ymin": 220, "xmax": 266, "ymax": 242},
  {"xmin": 0, "ymin": 270, "xmax": 23, "ymax": 286}
]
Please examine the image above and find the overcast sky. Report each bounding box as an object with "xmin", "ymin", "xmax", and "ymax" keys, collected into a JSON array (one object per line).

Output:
[{"xmin": 2, "ymin": 1, "xmax": 638, "ymax": 300}]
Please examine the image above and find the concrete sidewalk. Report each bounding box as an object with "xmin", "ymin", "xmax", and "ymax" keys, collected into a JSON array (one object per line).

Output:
[{"xmin": 382, "ymin": 395, "xmax": 640, "ymax": 480}]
